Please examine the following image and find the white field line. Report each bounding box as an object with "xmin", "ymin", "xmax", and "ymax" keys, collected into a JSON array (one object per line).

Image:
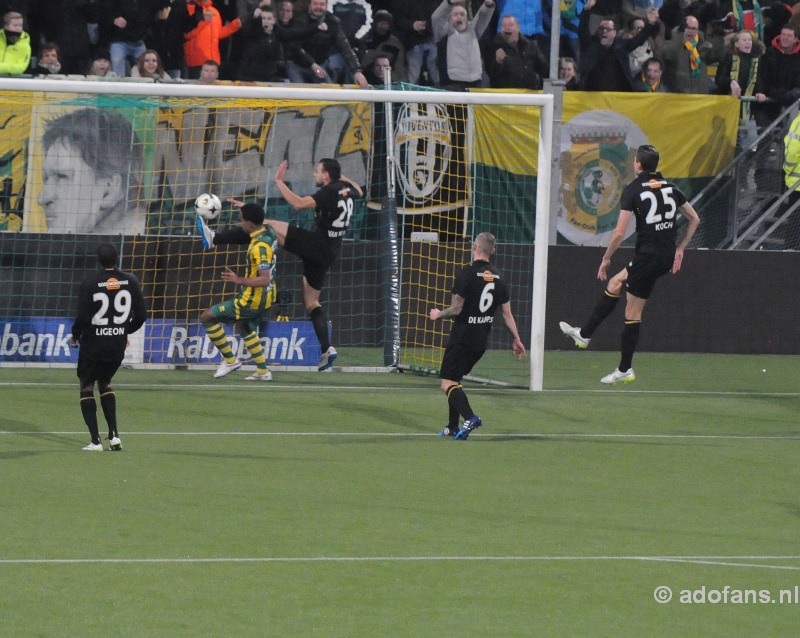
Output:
[
  {"xmin": 1, "ymin": 381, "xmax": 800, "ymax": 397},
  {"xmin": 2, "ymin": 431, "xmax": 800, "ymax": 440},
  {"xmin": 1, "ymin": 555, "xmax": 799, "ymax": 568}
]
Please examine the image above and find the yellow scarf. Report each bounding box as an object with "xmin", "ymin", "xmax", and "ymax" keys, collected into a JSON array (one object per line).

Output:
[
  {"xmin": 641, "ymin": 72, "xmax": 660, "ymax": 92},
  {"xmin": 684, "ymin": 36, "xmax": 702, "ymax": 77},
  {"xmin": 731, "ymin": 53, "xmax": 758, "ymax": 122}
]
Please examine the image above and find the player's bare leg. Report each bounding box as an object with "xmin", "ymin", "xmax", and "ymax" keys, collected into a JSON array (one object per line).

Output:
[{"xmin": 265, "ymin": 219, "xmax": 289, "ymax": 247}]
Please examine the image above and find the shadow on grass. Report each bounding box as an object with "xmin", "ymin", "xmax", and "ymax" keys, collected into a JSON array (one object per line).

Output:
[{"xmin": 12, "ymin": 430, "xmax": 83, "ymax": 449}]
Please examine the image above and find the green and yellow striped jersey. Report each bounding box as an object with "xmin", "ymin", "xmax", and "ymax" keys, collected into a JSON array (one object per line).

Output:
[{"xmin": 237, "ymin": 227, "xmax": 277, "ymax": 310}]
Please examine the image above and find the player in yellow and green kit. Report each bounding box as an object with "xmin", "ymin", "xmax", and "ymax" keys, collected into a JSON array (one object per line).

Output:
[{"xmin": 199, "ymin": 203, "xmax": 277, "ymax": 381}]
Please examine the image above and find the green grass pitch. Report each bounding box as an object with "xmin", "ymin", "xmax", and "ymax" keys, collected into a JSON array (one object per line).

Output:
[{"xmin": 1, "ymin": 351, "xmax": 799, "ymax": 637}]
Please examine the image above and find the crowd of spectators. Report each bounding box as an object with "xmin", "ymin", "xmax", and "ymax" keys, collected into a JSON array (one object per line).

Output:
[{"xmin": 0, "ymin": 0, "xmax": 797, "ymax": 105}]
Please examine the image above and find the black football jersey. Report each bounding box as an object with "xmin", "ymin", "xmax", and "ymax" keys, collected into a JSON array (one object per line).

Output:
[
  {"xmin": 311, "ymin": 179, "xmax": 358, "ymax": 245},
  {"xmin": 448, "ymin": 259, "xmax": 510, "ymax": 351},
  {"xmin": 71, "ymin": 268, "xmax": 148, "ymax": 362},
  {"xmin": 619, "ymin": 170, "xmax": 688, "ymax": 257}
]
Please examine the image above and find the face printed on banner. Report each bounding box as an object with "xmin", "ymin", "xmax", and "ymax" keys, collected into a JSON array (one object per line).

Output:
[{"xmin": 38, "ymin": 139, "xmax": 123, "ymax": 233}]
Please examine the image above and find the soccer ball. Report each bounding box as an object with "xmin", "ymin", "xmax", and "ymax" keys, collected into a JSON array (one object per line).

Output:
[{"xmin": 195, "ymin": 193, "xmax": 222, "ymax": 220}]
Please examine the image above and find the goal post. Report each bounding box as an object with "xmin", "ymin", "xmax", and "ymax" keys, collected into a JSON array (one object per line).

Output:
[{"xmin": 0, "ymin": 78, "xmax": 552, "ymax": 390}]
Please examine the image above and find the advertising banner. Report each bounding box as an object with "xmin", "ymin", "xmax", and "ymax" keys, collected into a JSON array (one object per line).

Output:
[
  {"xmin": 0, "ymin": 318, "xmax": 321, "ymax": 367},
  {"xmin": 146, "ymin": 319, "xmax": 321, "ymax": 366},
  {"xmin": 0, "ymin": 93, "xmax": 370, "ymax": 235}
]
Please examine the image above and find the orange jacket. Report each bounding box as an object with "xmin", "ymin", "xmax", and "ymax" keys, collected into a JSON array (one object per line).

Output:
[{"xmin": 184, "ymin": 1, "xmax": 241, "ymax": 67}]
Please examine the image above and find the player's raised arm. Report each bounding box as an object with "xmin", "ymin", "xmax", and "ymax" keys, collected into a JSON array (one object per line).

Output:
[
  {"xmin": 340, "ymin": 174, "xmax": 363, "ymax": 198},
  {"xmin": 274, "ymin": 159, "xmax": 317, "ymax": 209}
]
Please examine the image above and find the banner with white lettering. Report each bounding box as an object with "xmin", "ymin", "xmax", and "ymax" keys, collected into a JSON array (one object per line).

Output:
[
  {"xmin": 0, "ymin": 319, "xmax": 321, "ymax": 366},
  {"xmin": 0, "ymin": 318, "xmax": 76, "ymax": 362},
  {"xmin": 145, "ymin": 320, "xmax": 319, "ymax": 366}
]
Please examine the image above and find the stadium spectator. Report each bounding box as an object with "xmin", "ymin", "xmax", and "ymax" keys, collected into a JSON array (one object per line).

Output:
[
  {"xmin": 36, "ymin": 108, "xmax": 145, "ymax": 235},
  {"xmin": 392, "ymin": 0, "xmax": 441, "ymax": 86},
  {"xmin": 331, "ymin": 0, "xmax": 372, "ymax": 47},
  {"xmin": 621, "ymin": 0, "xmax": 663, "ymax": 31},
  {"xmin": 28, "ymin": 0, "xmax": 97, "ymax": 75},
  {"xmin": 31, "ymin": 41, "xmax": 60, "ymax": 76},
  {"xmin": 715, "ymin": 30, "xmax": 766, "ymax": 151},
  {"xmin": 717, "ymin": 0, "xmax": 764, "ymax": 41},
  {"xmin": 762, "ymin": 0, "xmax": 792, "ymax": 47},
  {"xmin": 71, "ymin": 243, "xmax": 148, "ymax": 451},
  {"xmin": 578, "ymin": 0, "xmax": 660, "ymax": 90},
  {"xmin": 432, "ymin": 0, "xmax": 496, "ymax": 90},
  {"xmin": 226, "ymin": 0, "xmax": 273, "ymax": 71},
  {"xmin": 559, "ymin": 144, "xmax": 700, "ymax": 385},
  {"xmin": 0, "ymin": 11, "xmax": 31, "ymax": 75},
  {"xmin": 716, "ymin": 30, "xmax": 765, "ymax": 97},
  {"xmin": 486, "ymin": 13, "xmax": 548, "ymax": 89},
  {"xmin": 276, "ymin": 0, "xmax": 294, "ymax": 27},
  {"xmin": 184, "ymin": 0, "xmax": 242, "ymax": 79},
  {"xmin": 199, "ymin": 203, "xmax": 277, "ymax": 382},
  {"xmin": 130, "ymin": 48, "xmax": 171, "ymax": 80},
  {"xmin": 497, "ymin": 0, "xmax": 544, "ymax": 40},
  {"xmin": 199, "ymin": 58, "xmax": 220, "ymax": 81},
  {"xmin": 660, "ymin": 15, "xmax": 723, "ymax": 93},
  {"xmin": 428, "ymin": 232, "xmax": 525, "ymax": 440},
  {"xmin": 658, "ymin": 0, "xmax": 718, "ymax": 39},
  {"xmin": 633, "ymin": 56, "xmax": 670, "ymax": 91},
  {"xmin": 622, "ymin": 15, "xmax": 663, "ymax": 76},
  {"xmin": 151, "ymin": 0, "xmax": 191, "ymax": 79},
  {"xmin": 782, "ymin": 111, "xmax": 800, "ymax": 248},
  {"xmin": 238, "ymin": 5, "xmax": 285, "ymax": 81},
  {"xmin": 237, "ymin": 0, "xmax": 272, "ymax": 23},
  {"xmin": 754, "ymin": 24, "xmax": 800, "ymax": 127},
  {"xmin": 542, "ymin": 0, "xmax": 586, "ymax": 62},
  {"xmin": 358, "ymin": 9, "xmax": 406, "ymax": 82},
  {"xmin": 102, "ymin": 0, "xmax": 155, "ymax": 77},
  {"xmin": 559, "ymin": 55, "xmax": 580, "ymax": 88},
  {"xmin": 364, "ymin": 52, "xmax": 391, "ymax": 84},
  {"xmin": 584, "ymin": 0, "xmax": 623, "ymax": 36},
  {"xmin": 86, "ymin": 49, "xmax": 117, "ymax": 77},
  {"xmin": 281, "ymin": 0, "xmax": 368, "ymax": 86}
]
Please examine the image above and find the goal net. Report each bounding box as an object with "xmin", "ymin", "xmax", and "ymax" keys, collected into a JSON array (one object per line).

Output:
[{"xmin": 0, "ymin": 79, "xmax": 552, "ymax": 390}]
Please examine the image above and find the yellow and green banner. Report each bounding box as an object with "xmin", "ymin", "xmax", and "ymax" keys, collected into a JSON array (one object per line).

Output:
[{"xmin": 472, "ymin": 92, "xmax": 739, "ymax": 244}]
